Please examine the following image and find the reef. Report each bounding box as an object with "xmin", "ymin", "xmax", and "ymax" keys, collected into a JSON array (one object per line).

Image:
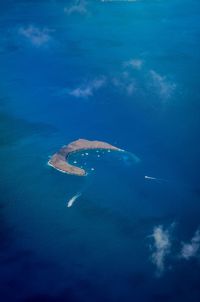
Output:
[{"xmin": 48, "ymin": 139, "xmax": 123, "ymax": 176}]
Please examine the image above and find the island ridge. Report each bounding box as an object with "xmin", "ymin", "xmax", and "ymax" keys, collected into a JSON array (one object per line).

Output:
[{"xmin": 48, "ymin": 139, "xmax": 124, "ymax": 176}]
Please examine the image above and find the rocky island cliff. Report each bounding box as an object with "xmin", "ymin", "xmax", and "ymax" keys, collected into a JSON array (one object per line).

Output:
[{"xmin": 48, "ymin": 139, "xmax": 123, "ymax": 176}]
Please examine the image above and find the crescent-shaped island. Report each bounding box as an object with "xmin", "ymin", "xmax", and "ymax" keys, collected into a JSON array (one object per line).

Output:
[{"xmin": 48, "ymin": 139, "xmax": 124, "ymax": 176}]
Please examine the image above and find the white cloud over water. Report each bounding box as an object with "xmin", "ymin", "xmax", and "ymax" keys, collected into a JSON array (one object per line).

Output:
[
  {"xmin": 68, "ymin": 58, "xmax": 177, "ymax": 102},
  {"xmin": 111, "ymin": 70, "xmax": 137, "ymax": 96},
  {"xmin": 69, "ymin": 76, "xmax": 106, "ymax": 98},
  {"xmin": 64, "ymin": 0, "xmax": 87, "ymax": 15},
  {"xmin": 148, "ymin": 224, "xmax": 200, "ymax": 277},
  {"xmin": 181, "ymin": 228, "xmax": 200, "ymax": 260},
  {"xmin": 18, "ymin": 25, "xmax": 52, "ymax": 47},
  {"xmin": 149, "ymin": 70, "xmax": 176, "ymax": 100},
  {"xmin": 123, "ymin": 59, "xmax": 144, "ymax": 70},
  {"xmin": 150, "ymin": 225, "xmax": 171, "ymax": 276}
]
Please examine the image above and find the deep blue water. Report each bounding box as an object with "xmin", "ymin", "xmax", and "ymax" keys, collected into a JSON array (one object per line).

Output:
[{"xmin": 0, "ymin": 0, "xmax": 200, "ymax": 301}]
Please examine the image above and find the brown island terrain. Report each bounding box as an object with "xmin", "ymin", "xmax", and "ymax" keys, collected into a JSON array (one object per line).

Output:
[{"xmin": 48, "ymin": 139, "xmax": 124, "ymax": 176}]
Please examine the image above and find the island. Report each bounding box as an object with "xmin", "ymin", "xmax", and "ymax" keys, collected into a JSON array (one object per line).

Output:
[{"xmin": 48, "ymin": 139, "xmax": 124, "ymax": 176}]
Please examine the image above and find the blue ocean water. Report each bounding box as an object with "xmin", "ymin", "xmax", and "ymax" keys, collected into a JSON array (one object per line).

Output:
[{"xmin": 0, "ymin": 0, "xmax": 200, "ymax": 301}]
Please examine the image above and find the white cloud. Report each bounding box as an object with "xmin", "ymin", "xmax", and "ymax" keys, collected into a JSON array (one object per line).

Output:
[
  {"xmin": 123, "ymin": 59, "xmax": 143, "ymax": 70},
  {"xmin": 69, "ymin": 76, "xmax": 106, "ymax": 98},
  {"xmin": 18, "ymin": 25, "xmax": 52, "ymax": 47},
  {"xmin": 67, "ymin": 61, "xmax": 176, "ymax": 101},
  {"xmin": 150, "ymin": 225, "xmax": 171, "ymax": 276},
  {"xmin": 126, "ymin": 82, "xmax": 136, "ymax": 96},
  {"xmin": 149, "ymin": 70, "xmax": 176, "ymax": 100},
  {"xmin": 181, "ymin": 228, "xmax": 200, "ymax": 260},
  {"xmin": 64, "ymin": 0, "xmax": 87, "ymax": 15},
  {"xmin": 111, "ymin": 72, "xmax": 136, "ymax": 96}
]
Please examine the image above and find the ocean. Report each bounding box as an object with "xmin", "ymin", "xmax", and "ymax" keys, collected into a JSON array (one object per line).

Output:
[{"xmin": 0, "ymin": 0, "xmax": 200, "ymax": 301}]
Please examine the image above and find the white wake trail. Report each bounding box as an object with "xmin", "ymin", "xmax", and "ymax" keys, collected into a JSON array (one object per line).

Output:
[
  {"xmin": 145, "ymin": 175, "xmax": 157, "ymax": 180},
  {"xmin": 67, "ymin": 192, "xmax": 81, "ymax": 208},
  {"xmin": 145, "ymin": 175, "xmax": 168, "ymax": 182}
]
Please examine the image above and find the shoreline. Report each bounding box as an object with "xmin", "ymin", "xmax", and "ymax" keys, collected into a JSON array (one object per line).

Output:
[{"xmin": 48, "ymin": 139, "xmax": 123, "ymax": 176}]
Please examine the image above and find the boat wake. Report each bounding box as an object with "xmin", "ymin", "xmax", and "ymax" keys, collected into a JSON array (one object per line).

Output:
[
  {"xmin": 67, "ymin": 192, "xmax": 81, "ymax": 208},
  {"xmin": 144, "ymin": 175, "xmax": 168, "ymax": 182}
]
